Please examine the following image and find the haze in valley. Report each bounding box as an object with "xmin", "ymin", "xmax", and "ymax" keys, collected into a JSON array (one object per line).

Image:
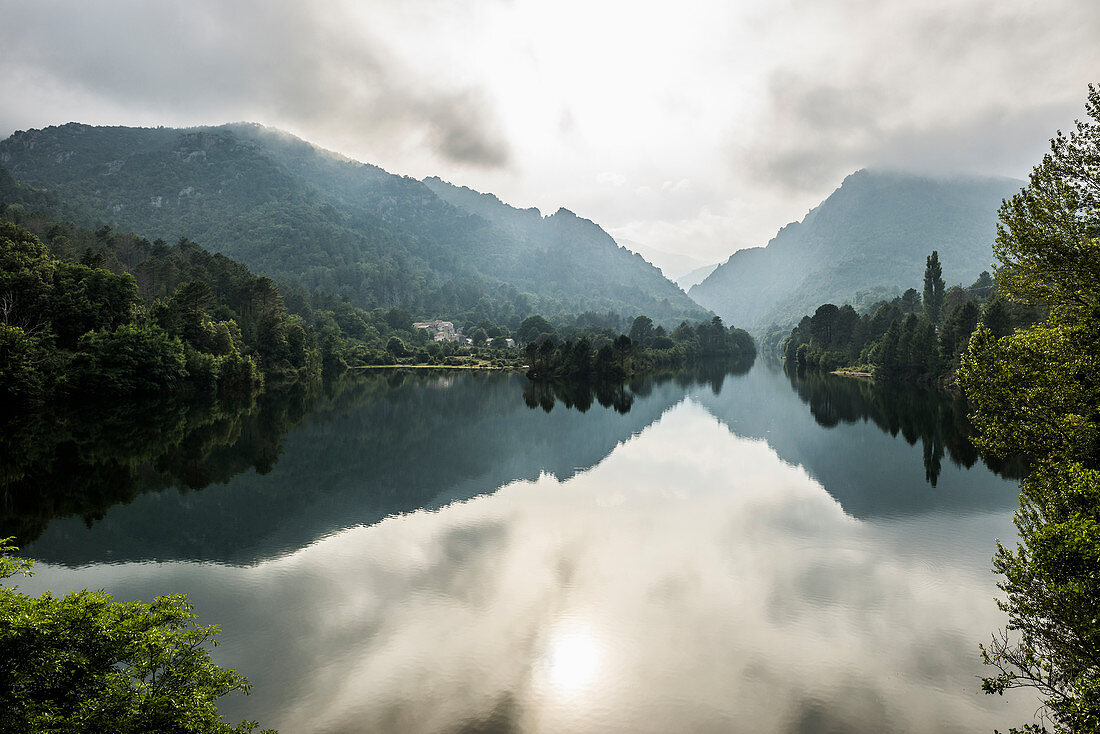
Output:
[{"xmin": 2, "ymin": 0, "xmax": 1099, "ymax": 275}]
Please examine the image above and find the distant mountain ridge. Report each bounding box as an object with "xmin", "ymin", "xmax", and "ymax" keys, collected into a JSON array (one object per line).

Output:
[
  {"xmin": 0, "ymin": 123, "xmax": 709, "ymax": 325},
  {"xmin": 674, "ymin": 262, "xmax": 719, "ymax": 290},
  {"xmin": 689, "ymin": 169, "xmax": 1022, "ymax": 332}
]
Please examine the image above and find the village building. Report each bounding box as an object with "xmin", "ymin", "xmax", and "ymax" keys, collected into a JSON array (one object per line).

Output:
[{"xmin": 412, "ymin": 320, "xmax": 460, "ymax": 342}]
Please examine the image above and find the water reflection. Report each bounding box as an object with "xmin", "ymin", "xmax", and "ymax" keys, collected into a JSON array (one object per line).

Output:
[
  {"xmin": 20, "ymin": 400, "xmax": 1032, "ymax": 733},
  {"xmin": 783, "ymin": 364, "xmax": 1024, "ymax": 487},
  {"xmin": 23, "ymin": 372, "xmax": 694, "ymax": 565},
  {"xmin": 20, "ymin": 360, "xmax": 1023, "ymax": 566},
  {"xmin": 692, "ymin": 363, "xmax": 1020, "ymax": 519},
  {"xmin": 522, "ymin": 379, "xmax": 634, "ymax": 414},
  {"xmin": 0, "ymin": 381, "xmax": 319, "ymax": 547},
  {"xmin": 521, "ymin": 358, "xmax": 755, "ymax": 414}
]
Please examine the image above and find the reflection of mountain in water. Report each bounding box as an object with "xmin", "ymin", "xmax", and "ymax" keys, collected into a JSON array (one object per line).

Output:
[
  {"xmin": 1, "ymin": 383, "xmax": 316, "ymax": 547},
  {"xmin": 25, "ymin": 371, "xmax": 697, "ymax": 566},
  {"xmin": 21, "ymin": 359, "xmax": 1020, "ymax": 567},
  {"xmin": 690, "ymin": 362, "xmax": 1021, "ymax": 519}
]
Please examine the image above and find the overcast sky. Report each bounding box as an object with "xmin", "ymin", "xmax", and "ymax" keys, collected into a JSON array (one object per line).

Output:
[{"xmin": 2, "ymin": 0, "xmax": 1098, "ymax": 272}]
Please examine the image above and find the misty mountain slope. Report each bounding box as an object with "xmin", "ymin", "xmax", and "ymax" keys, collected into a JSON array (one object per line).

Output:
[
  {"xmin": 423, "ymin": 176, "xmax": 706, "ymax": 317},
  {"xmin": 0, "ymin": 123, "xmax": 709, "ymax": 323},
  {"xmin": 675, "ymin": 262, "xmax": 719, "ymax": 290},
  {"xmin": 689, "ymin": 169, "xmax": 1022, "ymax": 332}
]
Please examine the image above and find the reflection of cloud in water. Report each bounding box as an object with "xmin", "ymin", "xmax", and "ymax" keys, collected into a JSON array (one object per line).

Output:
[{"xmin": 24, "ymin": 401, "xmax": 1033, "ymax": 733}]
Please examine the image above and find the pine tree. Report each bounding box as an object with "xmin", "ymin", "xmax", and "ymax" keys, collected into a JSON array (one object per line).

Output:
[{"xmin": 923, "ymin": 251, "xmax": 945, "ymax": 325}]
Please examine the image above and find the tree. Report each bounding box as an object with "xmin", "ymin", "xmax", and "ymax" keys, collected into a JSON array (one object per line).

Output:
[
  {"xmin": 959, "ymin": 83, "xmax": 1100, "ymax": 734},
  {"xmin": 385, "ymin": 336, "xmax": 408, "ymax": 358},
  {"xmin": 939, "ymin": 300, "xmax": 980, "ymax": 363},
  {"xmin": 970, "ymin": 271, "xmax": 996, "ymax": 299},
  {"xmin": 899, "ymin": 287, "xmax": 922, "ymax": 314},
  {"xmin": 873, "ymin": 320, "xmax": 902, "ymax": 381},
  {"xmin": 613, "ymin": 334, "xmax": 632, "ymax": 371},
  {"xmin": 923, "ymin": 250, "xmax": 946, "ymax": 324},
  {"xmin": 0, "ymin": 325, "xmax": 46, "ymax": 403},
  {"xmin": 0, "ymin": 540, "xmax": 274, "ymax": 734},
  {"xmin": 628, "ymin": 315, "xmax": 654, "ymax": 346},
  {"xmin": 982, "ymin": 294, "xmax": 1013, "ymax": 338},
  {"xmin": 516, "ymin": 315, "xmax": 555, "ymax": 346},
  {"xmin": 70, "ymin": 323, "xmax": 188, "ymax": 396},
  {"xmin": 909, "ymin": 317, "xmax": 939, "ymax": 383}
]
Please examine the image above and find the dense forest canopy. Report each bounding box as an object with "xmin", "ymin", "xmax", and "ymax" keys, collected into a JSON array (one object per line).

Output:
[{"xmin": 777, "ymin": 251, "xmax": 1042, "ymax": 388}]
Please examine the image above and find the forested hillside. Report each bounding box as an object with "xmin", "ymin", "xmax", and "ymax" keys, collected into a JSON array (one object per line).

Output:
[
  {"xmin": 0, "ymin": 123, "xmax": 708, "ymax": 326},
  {"xmin": 689, "ymin": 169, "xmax": 1021, "ymax": 333}
]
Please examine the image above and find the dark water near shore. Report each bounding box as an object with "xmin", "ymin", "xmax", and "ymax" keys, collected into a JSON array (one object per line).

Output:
[{"xmin": 14, "ymin": 361, "xmax": 1037, "ymax": 732}]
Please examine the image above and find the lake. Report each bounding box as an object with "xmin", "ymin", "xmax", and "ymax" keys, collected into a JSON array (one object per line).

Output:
[{"xmin": 15, "ymin": 361, "xmax": 1038, "ymax": 733}]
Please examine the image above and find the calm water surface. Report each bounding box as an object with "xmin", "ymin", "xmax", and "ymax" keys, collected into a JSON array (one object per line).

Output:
[{"xmin": 20, "ymin": 362, "xmax": 1037, "ymax": 733}]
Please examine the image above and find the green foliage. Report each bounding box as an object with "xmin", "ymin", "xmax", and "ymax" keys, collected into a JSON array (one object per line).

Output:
[
  {"xmin": 0, "ymin": 542, "xmax": 274, "ymax": 734},
  {"xmin": 939, "ymin": 299, "xmax": 980, "ymax": 362},
  {"xmin": 960, "ymin": 83, "xmax": 1100, "ymax": 734},
  {"xmin": 628, "ymin": 315, "xmax": 655, "ymax": 346},
  {"xmin": 0, "ymin": 209, "xmax": 318, "ymax": 402},
  {"xmin": 70, "ymin": 323, "xmax": 188, "ymax": 395},
  {"xmin": 0, "ymin": 325, "xmax": 46, "ymax": 402},
  {"xmin": 525, "ymin": 315, "xmax": 755, "ymax": 384},
  {"xmin": 781, "ymin": 254, "xmax": 1033, "ymax": 387}
]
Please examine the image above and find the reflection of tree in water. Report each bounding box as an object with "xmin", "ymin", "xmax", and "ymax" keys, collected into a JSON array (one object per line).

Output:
[
  {"xmin": 522, "ymin": 380, "xmax": 633, "ymax": 414},
  {"xmin": 784, "ymin": 364, "xmax": 1024, "ymax": 486},
  {"xmin": 24, "ymin": 369, "xmax": 695, "ymax": 565},
  {"xmin": 523, "ymin": 355, "xmax": 755, "ymax": 414},
  {"xmin": 0, "ymin": 380, "xmax": 329, "ymax": 546}
]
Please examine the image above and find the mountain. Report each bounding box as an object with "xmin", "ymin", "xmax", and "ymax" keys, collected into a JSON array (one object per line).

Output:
[
  {"xmin": 674, "ymin": 262, "xmax": 719, "ymax": 290},
  {"xmin": 689, "ymin": 169, "xmax": 1022, "ymax": 333},
  {"xmin": 613, "ymin": 237, "xmax": 711, "ymax": 282},
  {"xmin": 419, "ymin": 176, "xmax": 708, "ymax": 322},
  {"xmin": 0, "ymin": 123, "xmax": 709, "ymax": 326}
]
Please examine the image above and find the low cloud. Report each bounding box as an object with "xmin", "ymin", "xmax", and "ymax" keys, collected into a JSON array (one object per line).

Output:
[
  {"xmin": 737, "ymin": 0, "xmax": 1100, "ymax": 196},
  {"xmin": 2, "ymin": 0, "xmax": 1099, "ymax": 261},
  {"xmin": 0, "ymin": 0, "xmax": 510, "ymax": 169},
  {"xmin": 419, "ymin": 90, "xmax": 511, "ymax": 168}
]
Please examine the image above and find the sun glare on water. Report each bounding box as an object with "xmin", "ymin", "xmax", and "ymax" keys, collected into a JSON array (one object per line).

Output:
[{"xmin": 543, "ymin": 628, "xmax": 602, "ymax": 694}]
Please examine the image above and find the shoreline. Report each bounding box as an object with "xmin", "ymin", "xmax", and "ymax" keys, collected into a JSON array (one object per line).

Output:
[
  {"xmin": 830, "ymin": 369, "xmax": 874, "ymax": 379},
  {"xmin": 348, "ymin": 363, "xmax": 521, "ymax": 372}
]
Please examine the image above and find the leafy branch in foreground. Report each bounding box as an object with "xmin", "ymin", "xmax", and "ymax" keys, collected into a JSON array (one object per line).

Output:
[
  {"xmin": 960, "ymin": 83, "xmax": 1100, "ymax": 734},
  {"xmin": 0, "ymin": 538, "xmax": 275, "ymax": 734}
]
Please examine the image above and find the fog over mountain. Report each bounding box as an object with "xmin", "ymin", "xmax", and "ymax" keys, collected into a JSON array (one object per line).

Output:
[
  {"xmin": 689, "ymin": 169, "xmax": 1023, "ymax": 332},
  {"xmin": 2, "ymin": 1, "xmax": 1096, "ymax": 265},
  {"xmin": 0, "ymin": 122, "xmax": 709, "ymax": 324}
]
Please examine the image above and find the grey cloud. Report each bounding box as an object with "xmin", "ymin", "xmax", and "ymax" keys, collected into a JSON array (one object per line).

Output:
[
  {"xmin": 739, "ymin": 0, "xmax": 1100, "ymax": 195},
  {"xmin": 0, "ymin": 0, "xmax": 511, "ymax": 168},
  {"xmin": 748, "ymin": 70, "xmax": 1074, "ymax": 195},
  {"xmin": 418, "ymin": 91, "xmax": 511, "ymax": 168}
]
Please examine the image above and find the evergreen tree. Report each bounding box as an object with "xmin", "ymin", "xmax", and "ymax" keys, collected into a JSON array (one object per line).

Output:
[
  {"xmin": 900, "ymin": 288, "xmax": 922, "ymax": 314},
  {"xmin": 873, "ymin": 321, "xmax": 902, "ymax": 381},
  {"xmin": 939, "ymin": 300, "xmax": 980, "ymax": 362},
  {"xmin": 628, "ymin": 315, "xmax": 654, "ymax": 346},
  {"xmin": 923, "ymin": 250, "xmax": 945, "ymax": 325}
]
